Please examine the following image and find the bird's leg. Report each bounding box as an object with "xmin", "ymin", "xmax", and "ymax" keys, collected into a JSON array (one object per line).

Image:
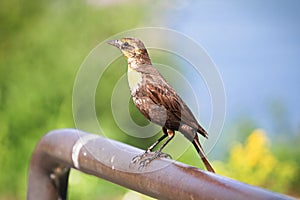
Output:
[
  {"xmin": 146, "ymin": 128, "xmax": 169, "ymax": 153},
  {"xmin": 156, "ymin": 129, "xmax": 174, "ymax": 153},
  {"xmin": 131, "ymin": 128, "xmax": 168, "ymax": 164},
  {"xmin": 138, "ymin": 129, "xmax": 175, "ymax": 167}
]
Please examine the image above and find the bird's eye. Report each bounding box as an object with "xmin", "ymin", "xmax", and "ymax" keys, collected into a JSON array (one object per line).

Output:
[{"xmin": 123, "ymin": 42, "xmax": 129, "ymax": 46}]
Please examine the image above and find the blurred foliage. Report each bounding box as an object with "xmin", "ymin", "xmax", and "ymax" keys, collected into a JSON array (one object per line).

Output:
[
  {"xmin": 272, "ymin": 129, "xmax": 300, "ymax": 197},
  {"xmin": 0, "ymin": 0, "xmax": 146, "ymax": 199},
  {"xmin": 215, "ymin": 129, "xmax": 298, "ymax": 196}
]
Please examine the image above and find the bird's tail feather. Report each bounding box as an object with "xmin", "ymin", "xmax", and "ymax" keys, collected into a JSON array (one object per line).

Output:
[
  {"xmin": 197, "ymin": 125, "xmax": 208, "ymax": 139},
  {"xmin": 192, "ymin": 136, "xmax": 215, "ymax": 173}
]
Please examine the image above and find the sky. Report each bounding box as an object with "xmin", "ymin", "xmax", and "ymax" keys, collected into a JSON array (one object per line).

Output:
[{"xmin": 162, "ymin": 1, "xmax": 300, "ymax": 135}]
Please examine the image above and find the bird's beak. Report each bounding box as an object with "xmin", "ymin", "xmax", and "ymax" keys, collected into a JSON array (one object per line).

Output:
[{"xmin": 107, "ymin": 39, "xmax": 121, "ymax": 48}]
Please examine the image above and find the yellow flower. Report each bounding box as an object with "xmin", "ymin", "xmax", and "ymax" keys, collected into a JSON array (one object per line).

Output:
[{"xmin": 214, "ymin": 129, "xmax": 297, "ymax": 194}]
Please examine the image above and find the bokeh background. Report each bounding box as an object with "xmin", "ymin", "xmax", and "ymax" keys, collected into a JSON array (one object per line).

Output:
[{"xmin": 0, "ymin": 0, "xmax": 299, "ymax": 199}]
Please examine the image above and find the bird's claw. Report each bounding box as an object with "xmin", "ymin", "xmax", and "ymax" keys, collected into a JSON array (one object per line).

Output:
[
  {"xmin": 131, "ymin": 151, "xmax": 150, "ymax": 164},
  {"xmin": 154, "ymin": 151, "xmax": 172, "ymax": 159},
  {"xmin": 130, "ymin": 151, "xmax": 172, "ymax": 169}
]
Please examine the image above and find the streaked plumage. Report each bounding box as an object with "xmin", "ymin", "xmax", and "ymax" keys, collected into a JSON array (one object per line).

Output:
[{"xmin": 108, "ymin": 37, "xmax": 215, "ymax": 173}]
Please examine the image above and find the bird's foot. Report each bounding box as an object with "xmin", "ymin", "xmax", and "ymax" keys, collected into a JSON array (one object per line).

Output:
[
  {"xmin": 131, "ymin": 151, "xmax": 171, "ymax": 169},
  {"xmin": 131, "ymin": 151, "xmax": 150, "ymax": 164},
  {"xmin": 139, "ymin": 151, "xmax": 172, "ymax": 167}
]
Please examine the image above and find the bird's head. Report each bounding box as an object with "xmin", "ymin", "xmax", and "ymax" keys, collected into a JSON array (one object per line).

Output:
[{"xmin": 107, "ymin": 37, "xmax": 150, "ymax": 63}]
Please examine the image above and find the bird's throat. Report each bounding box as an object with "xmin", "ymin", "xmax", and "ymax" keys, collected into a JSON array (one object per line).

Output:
[{"xmin": 127, "ymin": 66, "xmax": 142, "ymax": 95}]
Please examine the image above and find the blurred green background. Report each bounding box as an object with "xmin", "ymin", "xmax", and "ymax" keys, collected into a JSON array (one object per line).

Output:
[{"xmin": 0, "ymin": 0, "xmax": 299, "ymax": 199}]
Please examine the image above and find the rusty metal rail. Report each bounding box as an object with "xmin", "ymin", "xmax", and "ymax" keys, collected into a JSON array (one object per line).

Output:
[{"xmin": 27, "ymin": 129, "xmax": 293, "ymax": 200}]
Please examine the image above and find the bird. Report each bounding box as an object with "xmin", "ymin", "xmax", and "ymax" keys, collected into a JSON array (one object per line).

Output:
[{"xmin": 107, "ymin": 37, "xmax": 215, "ymax": 173}]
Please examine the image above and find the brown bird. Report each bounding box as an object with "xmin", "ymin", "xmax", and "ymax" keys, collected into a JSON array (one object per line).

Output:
[{"xmin": 107, "ymin": 37, "xmax": 215, "ymax": 173}]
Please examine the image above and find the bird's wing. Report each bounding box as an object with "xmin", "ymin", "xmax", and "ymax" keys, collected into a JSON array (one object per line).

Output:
[
  {"xmin": 137, "ymin": 65, "xmax": 208, "ymax": 138},
  {"xmin": 145, "ymin": 81, "xmax": 200, "ymax": 131}
]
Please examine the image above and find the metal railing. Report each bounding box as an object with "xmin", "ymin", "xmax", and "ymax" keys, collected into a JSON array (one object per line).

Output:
[{"xmin": 27, "ymin": 129, "xmax": 293, "ymax": 200}]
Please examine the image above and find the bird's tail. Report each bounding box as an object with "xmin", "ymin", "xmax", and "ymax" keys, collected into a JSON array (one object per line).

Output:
[
  {"xmin": 192, "ymin": 135, "xmax": 215, "ymax": 173},
  {"xmin": 197, "ymin": 125, "xmax": 208, "ymax": 139}
]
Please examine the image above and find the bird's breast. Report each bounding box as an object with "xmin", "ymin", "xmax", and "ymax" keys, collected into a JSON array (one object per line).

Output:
[{"xmin": 127, "ymin": 66, "xmax": 143, "ymax": 95}]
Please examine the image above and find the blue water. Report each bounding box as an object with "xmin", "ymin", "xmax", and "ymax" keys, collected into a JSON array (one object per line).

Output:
[{"xmin": 163, "ymin": 1, "xmax": 300, "ymax": 135}]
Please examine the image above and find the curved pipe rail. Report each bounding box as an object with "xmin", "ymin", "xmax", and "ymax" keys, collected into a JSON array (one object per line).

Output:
[{"xmin": 27, "ymin": 129, "xmax": 293, "ymax": 200}]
